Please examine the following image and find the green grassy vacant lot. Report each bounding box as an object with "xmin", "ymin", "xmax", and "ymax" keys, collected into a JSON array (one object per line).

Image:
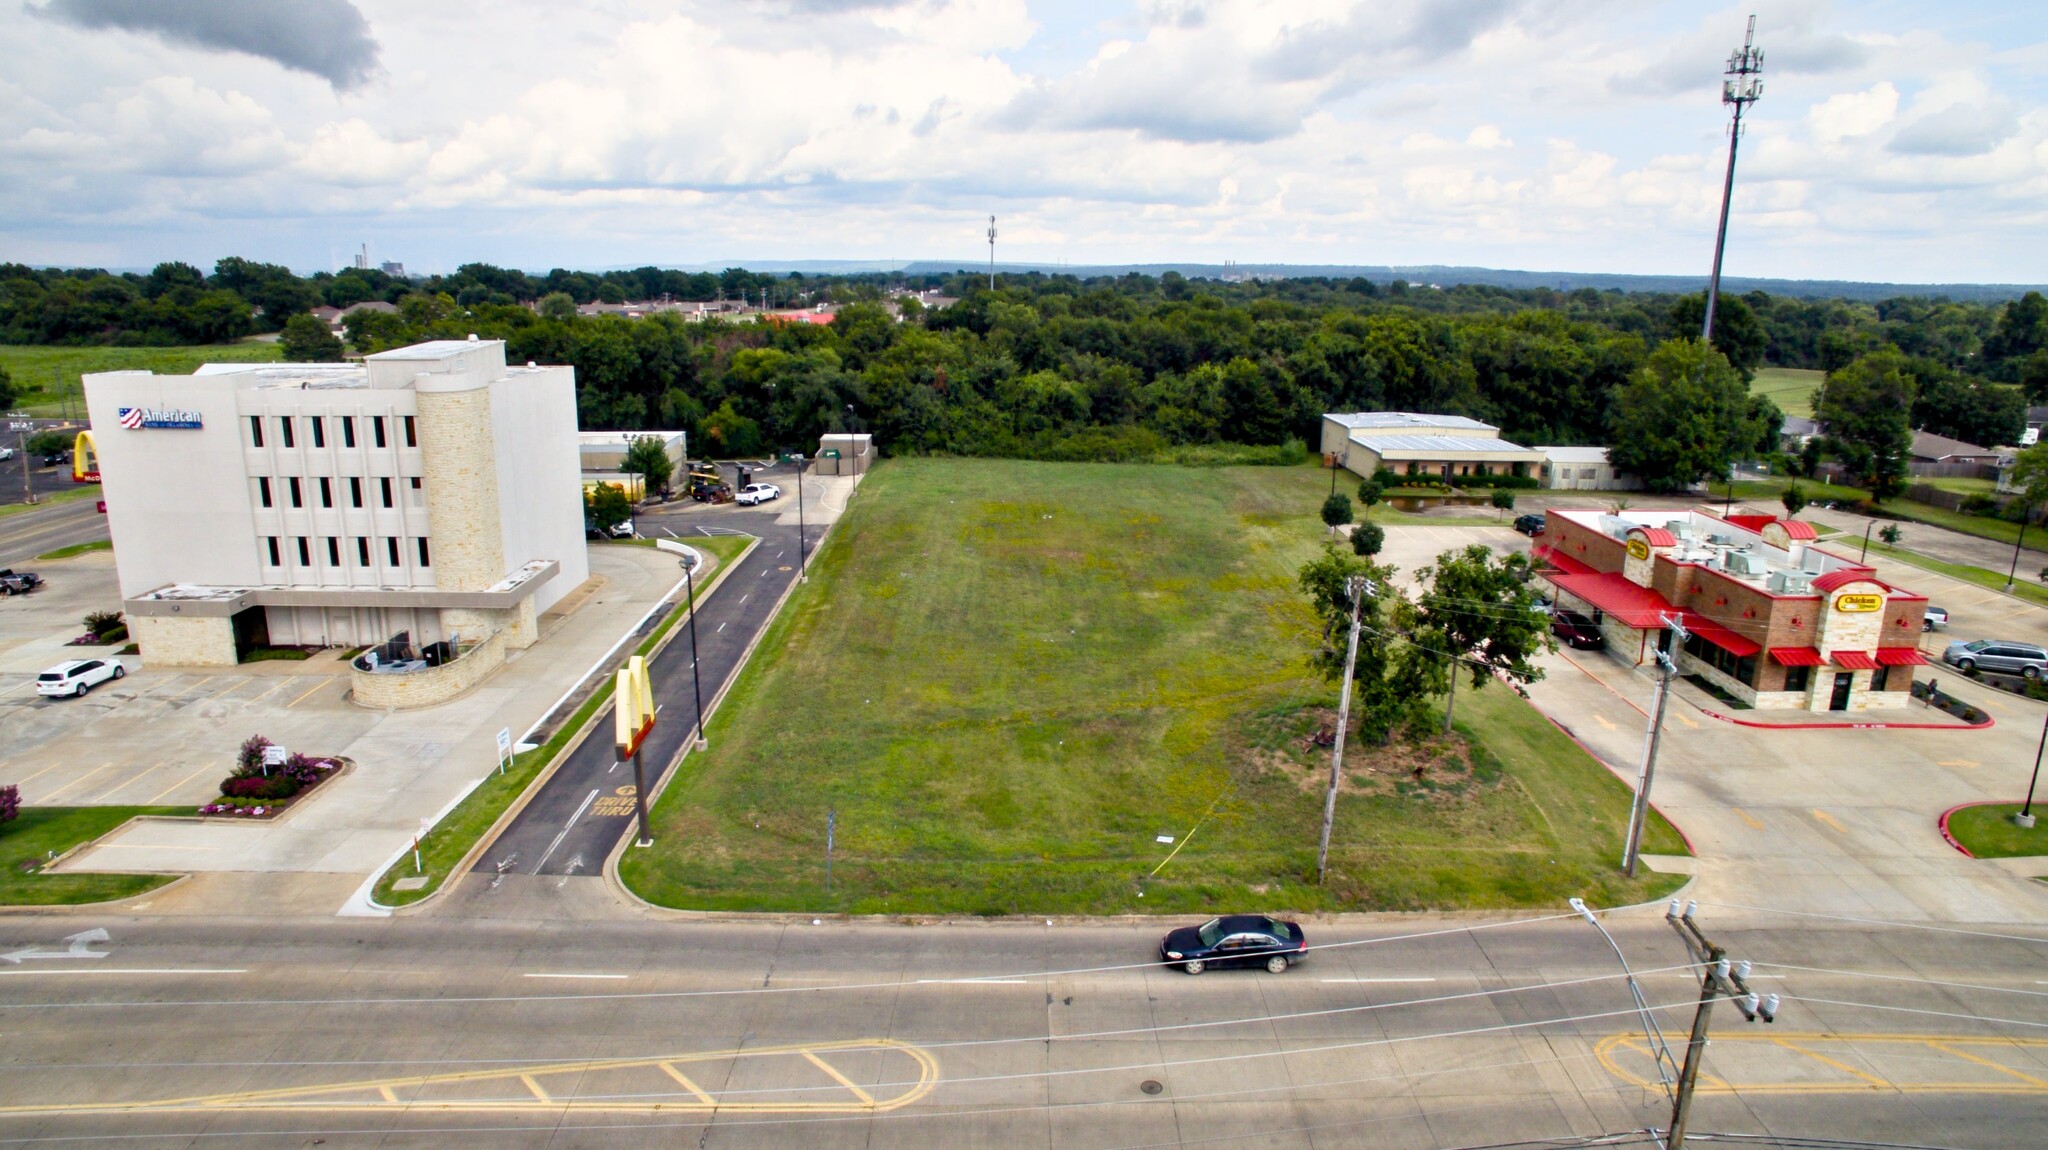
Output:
[
  {"xmin": 1946, "ymin": 804, "xmax": 2048, "ymax": 860},
  {"xmin": 1752, "ymin": 366, "xmax": 1825, "ymax": 418},
  {"xmin": 0, "ymin": 807, "xmax": 185, "ymax": 905},
  {"xmin": 622, "ymin": 458, "xmax": 1686, "ymax": 916},
  {"xmin": 1, "ymin": 342, "xmax": 283, "ymax": 415}
]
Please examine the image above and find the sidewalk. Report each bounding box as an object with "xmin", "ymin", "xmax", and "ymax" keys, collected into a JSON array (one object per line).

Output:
[{"xmin": 55, "ymin": 545, "xmax": 688, "ymax": 894}]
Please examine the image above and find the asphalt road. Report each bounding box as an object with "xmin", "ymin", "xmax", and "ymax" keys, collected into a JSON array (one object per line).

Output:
[
  {"xmin": 0, "ymin": 493, "xmax": 108, "ymax": 568},
  {"xmin": 477, "ymin": 503, "xmax": 812, "ymax": 879},
  {"xmin": 0, "ymin": 909, "xmax": 2041, "ymax": 1147}
]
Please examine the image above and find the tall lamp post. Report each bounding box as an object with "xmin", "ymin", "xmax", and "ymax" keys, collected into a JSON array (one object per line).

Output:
[
  {"xmin": 2006, "ymin": 508, "xmax": 2031, "ymax": 592},
  {"xmin": 794, "ymin": 452, "xmax": 809, "ymax": 583},
  {"xmin": 2020, "ymin": 712, "xmax": 2046, "ymax": 829},
  {"xmin": 845, "ymin": 404, "xmax": 862, "ymax": 493},
  {"xmin": 1702, "ymin": 16, "xmax": 1763, "ymax": 344},
  {"xmin": 683, "ymin": 555, "xmax": 707, "ymax": 752}
]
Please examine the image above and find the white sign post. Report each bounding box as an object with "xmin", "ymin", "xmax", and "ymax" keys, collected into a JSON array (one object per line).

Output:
[
  {"xmin": 496, "ymin": 727, "xmax": 513, "ymax": 775},
  {"xmin": 415, "ymin": 817, "xmax": 432, "ymax": 874},
  {"xmin": 262, "ymin": 744, "xmax": 289, "ymax": 776}
]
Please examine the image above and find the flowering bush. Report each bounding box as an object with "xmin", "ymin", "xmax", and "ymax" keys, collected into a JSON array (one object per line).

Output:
[
  {"xmin": 1, "ymin": 783, "xmax": 18, "ymax": 824},
  {"xmin": 281, "ymin": 753, "xmax": 334, "ymax": 785},
  {"xmin": 236, "ymin": 735, "xmax": 275, "ymax": 777},
  {"xmin": 198, "ymin": 804, "xmax": 268, "ymax": 817},
  {"xmin": 222, "ymin": 775, "xmax": 300, "ymax": 800}
]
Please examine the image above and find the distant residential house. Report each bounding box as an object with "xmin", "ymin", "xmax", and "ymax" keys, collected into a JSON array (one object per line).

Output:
[
  {"xmin": 2023, "ymin": 405, "xmax": 2048, "ymax": 447},
  {"xmin": 1779, "ymin": 415, "xmax": 1821, "ymax": 450},
  {"xmin": 1535, "ymin": 446, "xmax": 1640, "ymax": 491},
  {"xmin": 1908, "ymin": 430, "xmax": 2000, "ymax": 465}
]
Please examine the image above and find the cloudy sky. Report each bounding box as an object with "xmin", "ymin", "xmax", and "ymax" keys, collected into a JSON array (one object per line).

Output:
[{"xmin": 2, "ymin": 0, "xmax": 2043, "ymax": 282}]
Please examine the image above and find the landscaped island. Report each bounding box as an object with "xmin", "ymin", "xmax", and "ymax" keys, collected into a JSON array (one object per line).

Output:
[{"xmin": 621, "ymin": 458, "xmax": 1686, "ymax": 915}]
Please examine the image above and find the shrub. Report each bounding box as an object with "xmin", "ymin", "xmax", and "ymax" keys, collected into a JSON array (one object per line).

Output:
[
  {"xmin": 1356, "ymin": 479, "xmax": 1383, "ymax": 508},
  {"xmin": 1960, "ymin": 494, "xmax": 1998, "ymax": 516},
  {"xmin": 1371, "ymin": 467, "xmax": 1398, "ymax": 488},
  {"xmin": 0, "ymin": 784, "xmax": 18, "ymax": 824},
  {"xmin": 236, "ymin": 735, "xmax": 274, "ymax": 777},
  {"xmin": 1320, "ymin": 492, "xmax": 1354, "ymax": 530},
  {"xmin": 221, "ymin": 775, "xmax": 300, "ymax": 800},
  {"xmin": 1490, "ymin": 489, "xmax": 1517, "ymax": 511},
  {"xmin": 281, "ymin": 753, "xmax": 334, "ymax": 786},
  {"xmin": 83, "ymin": 610, "xmax": 124, "ymax": 639},
  {"xmin": 1350, "ymin": 521, "xmax": 1385, "ymax": 557}
]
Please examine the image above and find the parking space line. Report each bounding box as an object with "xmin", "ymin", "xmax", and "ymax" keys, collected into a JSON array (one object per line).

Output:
[
  {"xmin": 285, "ymin": 680, "xmax": 332, "ymax": 708},
  {"xmin": 146, "ymin": 765, "xmax": 216, "ymax": 804},
  {"xmin": 40, "ymin": 762, "xmax": 115, "ymax": 802},
  {"xmin": 2, "ymin": 756, "xmax": 78, "ymax": 790},
  {"xmin": 1811, "ymin": 809, "xmax": 1848, "ymax": 833},
  {"xmin": 86, "ymin": 759, "xmax": 166, "ymax": 804},
  {"xmin": 1732, "ymin": 807, "xmax": 1765, "ymax": 830},
  {"xmin": 202, "ymin": 677, "xmax": 252, "ymax": 700},
  {"xmin": 243, "ymin": 679, "xmax": 294, "ymax": 706}
]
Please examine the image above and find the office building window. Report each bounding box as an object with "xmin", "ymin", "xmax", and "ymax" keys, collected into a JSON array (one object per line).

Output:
[
  {"xmin": 386, "ymin": 537, "xmax": 400, "ymax": 566},
  {"xmin": 325, "ymin": 537, "xmax": 340, "ymax": 566},
  {"xmin": 380, "ymin": 476, "xmax": 394, "ymax": 508},
  {"xmin": 341, "ymin": 416, "xmax": 356, "ymax": 448},
  {"xmin": 310, "ymin": 416, "xmax": 325, "ymax": 448},
  {"xmin": 296, "ymin": 537, "xmax": 311, "ymax": 566},
  {"xmin": 355, "ymin": 537, "xmax": 370, "ymax": 566},
  {"xmin": 403, "ymin": 416, "xmax": 417, "ymax": 447},
  {"xmin": 279, "ymin": 417, "xmax": 294, "ymax": 448},
  {"xmin": 288, "ymin": 476, "xmax": 303, "ymax": 508},
  {"xmin": 417, "ymin": 537, "xmax": 431, "ymax": 567},
  {"xmin": 257, "ymin": 477, "xmax": 272, "ymax": 508},
  {"xmin": 266, "ymin": 537, "xmax": 281, "ymax": 567},
  {"xmin": 318, "ymin": 477, "xmax": 333, "ymax": 508},
  {"xmin": 349, "ymin": 477, "xmax": 363, "ymax": 508},
  {"xmin": 249, "ymin": 416, "xmax": 264, "ymax": 447},
  {"xmin": 372, "ymin": 416, "xmax": 387, "ymax": 448}
]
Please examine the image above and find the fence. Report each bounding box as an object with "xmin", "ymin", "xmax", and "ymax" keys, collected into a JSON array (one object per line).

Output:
[{"xmin": 1906, "ymin": 461, "xmax": 2001, "ymax": 480}]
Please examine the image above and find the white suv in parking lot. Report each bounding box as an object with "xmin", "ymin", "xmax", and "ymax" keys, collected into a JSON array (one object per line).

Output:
[
  {"xmin": 37, "ymin": 658, "xmax": 124, "ymax": 697},
  {"xmin": 736, "ymin": 483, "xmax": 781, "ymax": 506}
]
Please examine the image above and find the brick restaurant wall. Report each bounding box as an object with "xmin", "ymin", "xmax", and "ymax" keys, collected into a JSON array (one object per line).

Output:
[{"xmin": 132, "ymin": 615, "xmax": 237, "ymax": 667}]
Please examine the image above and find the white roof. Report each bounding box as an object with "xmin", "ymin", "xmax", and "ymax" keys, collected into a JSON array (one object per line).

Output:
[
  {"xmin": 577, "ymin": 431, "xmax": 686, "ymax": 447},
  {"xmin": 1354, "ymin": 434, "xmax": 1542, "ymax": 454},
  {"xmin": 1326, "ymin": 412, "xmax": 1496, "ymax": 432},
  {"xmin": 1537, "ymin": 446, "xmax": 1611, "ymax": 463},
  {"xmin": 365, "ymin": 339, "xmax": 502, "ymax": 361}
]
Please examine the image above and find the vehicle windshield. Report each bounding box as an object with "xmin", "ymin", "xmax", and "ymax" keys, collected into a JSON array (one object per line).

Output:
[
  {"xmin": 1964, "ymin": 640, "xmax": 1991, "ymax": 652},
  {"xmin": 1196, "ymin": 918, "xmax": 1224, "ymax": 947}
]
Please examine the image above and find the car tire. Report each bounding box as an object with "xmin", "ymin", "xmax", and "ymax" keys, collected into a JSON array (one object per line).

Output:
[
  {"xmin": 1957, "ymin": 658, "xmax": 1975, "ymax": 673},
  {"xmin": 75, "ymin": 683, "xmax": 87, "ymax": 697},
  {"xmin": 112, "ymin": 665, "xmax": 124, "ymax": 679},
  {"xmin": 2027, "ymin": 667, "xmax": 2042, "ymax": 681},
  {"xmin": 1182, "ymin": 960, "xmax": 1205, "ymax": 975},
  {"xmin": 1265, "ymin": 956, "xmax": 1289, "ymax": 974}
]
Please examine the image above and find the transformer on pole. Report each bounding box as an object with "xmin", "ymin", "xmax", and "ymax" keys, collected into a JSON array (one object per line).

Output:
[{"xmin": 1702, "ymin": 15, "xmax": 1764, "ymax": 344}]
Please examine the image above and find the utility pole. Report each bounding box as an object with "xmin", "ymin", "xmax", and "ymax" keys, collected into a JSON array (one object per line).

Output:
[
  {"xmin": 11, "ymin": 421, "xmax": 35, "ymax": 505},
  {"xmin": 795, "ymin": 453, "xmax": 810, "ymax": 583},
  {"xmin": 987, "ymin": 215, "xmax": 997, "ymax": 292},
  {"xmin": 1317, "ymin": 576, "xmax": 1373, "ymax": 885},
  {"xmin": 1702, "ymin": 15, "xmax": 1764, "ymax": 344},
  {"xmin": 1664, "ymin": 900, "xmax": 1778, "ymax": 1149},
  {"xmin": 2019, "ymin": 711, "xmax": 2046, "ymax": 829},
  {"xmin": 1624, "ymin": 613, "xmax": 1689, "ymax": 878}
]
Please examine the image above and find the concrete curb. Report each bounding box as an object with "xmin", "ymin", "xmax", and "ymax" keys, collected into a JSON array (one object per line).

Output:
[
  {"xmin": 1690, "ymin": 704, "xmax": 1993, "ymax": 731},
  {"xmin": 357, "ymin": 537, "xmax": 757, "ymax": 916},
  {"xmin": 606, "ymin": 506, "xmax": 849, "ymax": 912},
  {"xmin": 1938, "ymin": 802, "xmax": 1981, "ymax": 858},
  {"xmin": 0, "ymin": 810, "xmax": 196, "ymax": 914}
]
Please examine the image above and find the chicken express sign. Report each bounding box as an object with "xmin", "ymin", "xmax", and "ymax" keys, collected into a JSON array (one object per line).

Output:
[
  {"xmin": 1833, "ymin": 592, "xmax": 1883, "ymax": 614},
  {"xmin": 1625, "ymin": 538, "xmax": 1652, "ymax": 561}
]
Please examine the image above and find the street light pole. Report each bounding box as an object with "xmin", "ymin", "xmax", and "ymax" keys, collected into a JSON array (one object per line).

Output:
[
  {"xmin": 795, "ymin": 453, "xmax": 809, "ymax": 583},
  {"xmin": 1860, "ymin": 520, "xmax": 1874, "ymax": 564},
  {"xmin": 1624, "ymin": 614, "xmax": 1690, "ymax": 878},
  {"xmin": 2021, "ymin": 712, "xmax": 2046, "ymax": 829},
  {"xmin": 683, "ymin": 556, "xmax": 707, "ymax": 752},
  {"xmin": 2007, "ymin": 508, "xmax": 2030, "ymax": 592}
]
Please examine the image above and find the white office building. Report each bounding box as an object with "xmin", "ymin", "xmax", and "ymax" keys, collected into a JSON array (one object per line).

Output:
[{"xmin": 84, "ymin": 338, "xmax": 588, "ymax": 676}]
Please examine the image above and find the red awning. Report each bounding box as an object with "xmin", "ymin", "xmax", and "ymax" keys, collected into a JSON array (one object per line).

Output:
[
  {"xmin": 1531, "ymin": 544, "xmax": 1596, "ymax": 577},
  {"xmin": 1830, "ymin": 650, "xmax": 1880, "ymax": 670},
  {"xmin": 1875, "ymin": 648, "xmax": 1929, "ymax": 666},
  {"xmin": 1546, "ymin": 572, "xmax": 1676, "ymax": 628},
  {"xmin": 1770, "ymin": 647, "xmax": 1825, "ymax": 667},
  {"xmin": 1680, "ymin": 612, "xmax": 1761, "ymax": 657}
]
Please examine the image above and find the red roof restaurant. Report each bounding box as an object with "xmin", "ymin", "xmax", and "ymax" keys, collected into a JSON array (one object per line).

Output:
[{"xmin": 1534, "ymin": 509, "xmax": 1928, "ymax": 713}]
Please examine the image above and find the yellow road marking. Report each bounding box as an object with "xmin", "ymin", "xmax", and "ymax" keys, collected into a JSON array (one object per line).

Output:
[
  {"xmin": 40, "ymin": 762, "xmax": 114, "ymax": 803},
  {"xmin": 285, "ymin": 680, "xmax": 331, "ymax": 708},
  {"xmin": 203, "ymin": 677, "xmax": 251, "ymax": 700},
  {"xmin": 146, "ymin": 765, "xmax": 215, "ymax": 804},
  {"xmin": 1593, "ymin": 714, "xmax": 1617, "ymax": 731},
  {"xmin": 1672, "ymin": 711, "xmax": 1698, "ymax": 729},
  {"xmin": 1938, "ymin": 760, "xmax": 1980, "ymax": 769},
  {"xmin": 1926, "ymin": 1042, "xmax": 2048, "ymax": 1089},
  {"xmin": 244, "ymin": 679, "xmax": 293, "ymax": 705},
  {"xmin": 2, "ymin": 756, "xmax": 78, "ymax": 789},
  {"xmin": 800, "ymin": 1048, "xmax": 876, "ymax": 1106},
  {"xmin": 0, "ymin": 1037, "xmax": 938, "ymax": 1116},
  {"xmin": 1771, "ymin": 1038, "xmax": 1889, "ymax": 1088},
  {"xmin": 1598, "ymin": 1031, "xmax": 2048, "ymax": 1096},
  {"xmin": 1731, "ymin": 807, "xmax": 1765, "ymax": 830},
  {"xmin": 658, "ymin": 1062, "xmax": 716, "ymax": 1104},
  {"xmin": 1811, "ymin": 809, "xmax": 1848, "ymax": 833}
]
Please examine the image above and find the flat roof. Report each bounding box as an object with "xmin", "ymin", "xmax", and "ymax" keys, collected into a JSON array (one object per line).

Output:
[
  {"xmin": 578, "ymin": 431, "xmax": 686, "ymax": 446},
  {"xmin": 191, "ymin": 363, "xmax": 371, "ymax": 390},
  {"xmin": 1353, "ymin": 434, "xmax": 1542, "ymax": 454},
  {"xmin": 365, "ymin": 339, "xmax": 504, "ymax": 361},
  {"xmin": 1537, "ymin": 446, "xmax": 1611, "ymax": 463},
  {"xmin": 1326, "ymin": 412, "xmax": 1495, "ymax": 432}
]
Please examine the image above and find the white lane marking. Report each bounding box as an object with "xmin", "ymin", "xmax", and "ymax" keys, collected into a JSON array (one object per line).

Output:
[
  {"xmin": 655, "ymin": 704, "xmax": 663, "ymax": 714},
  {"xmin": 523, "ymin": 973, "xmax": 629, "ymax": 980},
  {"xmin": 608, "ymin": 760, "xmax": 620, "ymax": 774},
  {"xmin": 533, "ymin": 789, "xmax": 600, "ymax": 873},
  {"xmin": 1319, "ymin": 977, "xmax": 1437, "ymax": 983},
  {"xmin": 716, "ymin": 622, "xmax": 726, "ymax": 633},
  {"xmin": 0, "ymin": 961, "xmax": 245, "ymax": 969},
  {"xmin": 915, "ymin": 978, "xmax": 1031, "ymax": 985},
  {"xmin": 739, "ymin": 594, "xmax": 749, "ymax": 605}
]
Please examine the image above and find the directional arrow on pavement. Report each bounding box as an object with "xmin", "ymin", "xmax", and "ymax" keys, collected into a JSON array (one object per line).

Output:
[{"xmin": 2, "ymin": 928, "xmax": 110, "ymax": 964}]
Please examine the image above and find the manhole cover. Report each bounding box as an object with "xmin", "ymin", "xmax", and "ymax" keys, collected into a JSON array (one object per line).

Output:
[{"xmin": 1138, "ymin": 1080, "xmax": 1164, "ymax": 1096}]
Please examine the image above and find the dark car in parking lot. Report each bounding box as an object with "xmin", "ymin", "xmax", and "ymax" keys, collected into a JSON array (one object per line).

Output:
[
  {"xmin": 1512, "ymin": 513, "xmax": 1546, "ymax": 536},
  {"xmin": 1551, "ymin": 610, "xmax": 1603, "ymax": 650},
  {"xmin": 0, "ymin": 568, "xmax": 43, "ymax": 595},
  {"xmin": 1159, "ymin": 914, "xmax": 1306, "ymax": 975}
]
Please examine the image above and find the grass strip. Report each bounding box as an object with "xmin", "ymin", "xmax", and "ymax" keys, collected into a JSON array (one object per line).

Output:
[
  {"xmin": 0, "ymin": 807, "xmax": 188, "ymax": 906},
  {"xmin": 0, "ymin": 342, "xmax": 284, "ymax": 415},
  {"xmin": 370, "ymin": 534, "xmax": 753, "ymax": 907},
  {"xmin": 1857, "ymin": 539, "xmax": 2048, "ymax": 609},
  {"xmin": 0, "ymin": 484, "xmax": 103, "ymax": 519},
  {"xmin": 33, "ymin": 539, "xmax": 112, "ymax": 560},
  {"xmin": 1945, "ymin": 804, "xmax": 2048, "ymax": 860}
]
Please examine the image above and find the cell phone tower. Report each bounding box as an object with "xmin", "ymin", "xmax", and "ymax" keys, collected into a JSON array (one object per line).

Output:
[
  {"xmin": 987, "ymin": 215, "xmax": 998, "ymax": 292},
  {"xmin": 1702, "ymin": 15, "xmax": 1763, "ymax": 343}
]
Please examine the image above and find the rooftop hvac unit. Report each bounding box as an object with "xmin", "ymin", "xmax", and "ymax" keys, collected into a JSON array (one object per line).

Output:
[
  {"xmin": 1726, "ymin": 552, "xmax": 1767, "ymax": 577},
  {"xmin": 1768, "ymin": 571, "xmax": 1814, "ymax": 594},
  {"xmin": 1670, "ymin": 520, "xmax": 1696, "ymax": 539},
  {"xmin": 1708, "ymin": 533, "xmax": 1734, "ymax": 545}
]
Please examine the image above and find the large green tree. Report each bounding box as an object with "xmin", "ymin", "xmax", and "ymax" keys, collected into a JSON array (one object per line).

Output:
[
  {"xmin": 621, "ymin": 434, "xmax": 676, "ymax": 498},
  {"xmin": 1296, "ymin": 545, "xmax": 1440, "ymax": 746},
  {"xmin": 1819, "ymin": 350, "xmax": 1917, "ymax": 500},
  {"xmin": 1413, "ymin": 545, "xmax": 1550, "ymax": 733},
  {"xmin": 279, "ymin": 313, "xmax": 344, "ymax": 362},
  {"xmin": 1606, "ymin": 339, "xmax": 1752, "ymax": 493}
]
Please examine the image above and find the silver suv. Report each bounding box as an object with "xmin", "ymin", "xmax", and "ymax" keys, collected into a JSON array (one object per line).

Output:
[{"xmin": 1943, "ymin": 639, "xmax": 2048, "ymax": 679}]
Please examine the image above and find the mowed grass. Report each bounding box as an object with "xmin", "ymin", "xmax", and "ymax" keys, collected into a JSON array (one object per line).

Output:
[
  {"xmin": 1752, "ymin": 366, "xmax": 1825, "ymax": 419},
  {"xmin": 0, "ymin": 807, "xmax": 185, "ymax": 905},
  {"xmin": 0, "ymin": 342, "xmax": 283, "ymax": 415},
  {"xmin": 1945, "ymin": 804, "xmax": 2048, "ymax": 860},
  {"xmin": 621, "ymin": 458, "xmax": 1687, "ymax": 916}
]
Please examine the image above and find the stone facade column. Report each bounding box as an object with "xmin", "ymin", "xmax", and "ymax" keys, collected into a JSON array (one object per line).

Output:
[{"xmin": 412, "ymin": 369, "xmax": 535, "ymax": 649}]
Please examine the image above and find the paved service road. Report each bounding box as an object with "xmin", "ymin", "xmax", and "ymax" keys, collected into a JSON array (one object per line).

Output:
[
  {"xmin": 477, "ymin": 507, "xmax": 812, "ymax": 878},
  {"xmin": 0, "ymin": 909, "xmax": 2041, "ymax": 1147},
  {"xmin": 0, "ymin": 495, "xmax": 108, "ymax": 568}
]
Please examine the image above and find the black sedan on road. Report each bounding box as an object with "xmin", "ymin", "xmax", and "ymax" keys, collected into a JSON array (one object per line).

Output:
[{"xmin": 1159, "ymin": 914, "xmax": 1306, "ymax": 975}]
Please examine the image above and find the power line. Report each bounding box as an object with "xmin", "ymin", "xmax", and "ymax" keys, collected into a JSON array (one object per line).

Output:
[
  {"xmin": 1693, "ymin": 901, "xmax": 2048, "ymax": 945},
  {"xmin": 1777, "ymin": 994, "xmax": 2048, "ymax": 1031},
  {"xmin": 1753, "ymin": 961, "xmax": 2048, "ymax": 1000}
]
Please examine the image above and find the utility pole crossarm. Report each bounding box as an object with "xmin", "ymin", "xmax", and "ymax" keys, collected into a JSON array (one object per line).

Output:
[{"xmin": 1663, "ymin": 900, "xmax": 1778, "ymax": 1150}]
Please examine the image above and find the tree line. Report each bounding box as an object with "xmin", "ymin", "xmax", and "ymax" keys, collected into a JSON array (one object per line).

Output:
[{"xmin": 4, "ymin": 256, "xmax": 2046, "ymax": 493}]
